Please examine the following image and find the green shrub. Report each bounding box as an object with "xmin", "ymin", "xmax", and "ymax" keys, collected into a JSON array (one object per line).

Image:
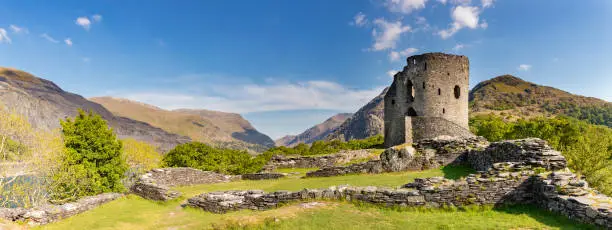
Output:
[
  {"xmin": 265, "ymin": 135, "xmax": 384, "ymax": 157},
  {"xmin": 49, "ymin": 109, "xmax": 128, "ymax": 203},
  {"xmin": 162, "ymin": 142, "xmax": 265, "ymax": 175},
  {"xmin": 470, "ymin": 115, "xmax": 612, "ymax": 195}
]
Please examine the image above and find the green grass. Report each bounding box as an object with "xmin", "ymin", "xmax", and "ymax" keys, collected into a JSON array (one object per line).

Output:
[
  {"xmin": 37, "ymin": 166, "xmax": 593, "ymax": 230},
  {"xmin": 238, "ymin": 203, "xmax": 596, "ymax": 230}
]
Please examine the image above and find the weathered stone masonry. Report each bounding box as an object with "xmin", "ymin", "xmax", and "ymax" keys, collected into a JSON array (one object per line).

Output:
[{"xmin": 185, "ymin": 138, "xmax": 611, "ymax": 229}]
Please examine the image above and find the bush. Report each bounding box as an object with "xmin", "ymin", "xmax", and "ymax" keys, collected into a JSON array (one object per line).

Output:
[
  {"xmin": 122, "ymin": 138, "xmax": 161, "ymax": 171},
  {"xmin": 49, "ymin": 109, "xmax": 128, "ymax": 203},
  {"xmin": 470, "ymin": 115, "xmax": 612, "ymax": 195},
  {"xmin": 162, "ymin": 142, "xmax": 265, "ymax": 175},
  {"xmin": 265, "ymin": 135, "xmax": 384, "ymax": 157}
]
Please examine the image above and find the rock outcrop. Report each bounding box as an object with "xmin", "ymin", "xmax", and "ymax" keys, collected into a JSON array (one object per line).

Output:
[
  {"xmin": 275, "ymin": 113, "xmax": 352, "ymax": 147},
  {"xmin": 242, "ymin": 173, "xmax": 285, "ymax": 180},
  {"xmin": 263, "ymin": 149, "xmax": 376, "ymax": 171}
]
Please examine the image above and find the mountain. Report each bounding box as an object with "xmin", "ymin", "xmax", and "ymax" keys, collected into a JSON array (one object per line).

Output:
[
  {"xmin": 275, "ymin": 113, "xmax": 352, "ymax": 147},
  {"xmin": 323, "ymin": 75, "xmax": 611, "ymax": 141},
  {"xmin": 89, "ymin": 97, "xmax": 275, "ymax": 152},
  {"xmin": 469, "ymin": 75, "xmax": 611, "ymax": 127},
  {"xmin": 0, "ymin": 67, "xmax": 190, "ymax": 152},
  {"xmin": 325, "ymin": 88, "xmax": 387, "ymax": 141}
]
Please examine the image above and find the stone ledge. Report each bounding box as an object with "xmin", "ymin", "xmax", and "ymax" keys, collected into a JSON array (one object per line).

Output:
[{"xmin": 242, "ymin": 173, "xmax": 285, "ymax": 180}]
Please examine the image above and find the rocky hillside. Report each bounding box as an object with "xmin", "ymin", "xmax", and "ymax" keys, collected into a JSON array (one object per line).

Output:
[
  {"xmin": 325, "ymin": 88, "xmax": 387, "ymax": 141},
  {"xmin": 275, "ymin": 113, "xmax": 352, "ymax": 147},
  {"xmin": 323, "ymin": 75, "xmax": 611, "ymax": 141},
  {"xmin": 0, "ymin": 67, "xmax": 189, "ymax": 152},
  {"xmin": 90, "ymin": 97, "xmax": 275, "ymax": 152},
  {"xmin": 469, "ymin": 75, "xmax": 611, "ymax": 127}
]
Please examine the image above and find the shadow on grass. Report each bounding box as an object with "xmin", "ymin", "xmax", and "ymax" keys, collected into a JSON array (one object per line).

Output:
[
  {"xmin": 494, "ymin": 204, "xmax": 599, "ymax": 230},
  {"xmin": 441, "ymin": 165, "xmax": 475, "ymax": 180}
]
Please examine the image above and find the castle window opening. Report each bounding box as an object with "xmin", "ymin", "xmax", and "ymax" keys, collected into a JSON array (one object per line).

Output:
[
  {"xmin": 438, "ymin": 88, "xmax": 441, "ymax": 95},
  {"xmin": 391, "ymin": 99, "xmax": 395, "ymax": 105},
  {"xmin": 407, "ymin": 107, "xmax": 417, "ymax": 116},
  {"xmin": 454, "ymin": 85, "xmax": 460, "ymax": 99},
  {"xmin": 422, "ymin": 82, "xmax": 425, "ymax": 89},
  {"xmin": 407, "ymin": 80, "xmax": 415, "ymax": 102},
  {"xmin": 424, "ymin": 63, "xmax": 427, "ymax": 70},
  {"xmin": 443, "ymin": 108, "xmax": 445, "ymax": 114},
  {"xmin": 413, "ymin": 59, "xmax": 416, "ymax": 65}
]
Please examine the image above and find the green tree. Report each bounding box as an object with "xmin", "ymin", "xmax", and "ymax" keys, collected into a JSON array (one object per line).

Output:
[
  {"xmin": 162, "ymin": 142, "xmax": 264, "ymax": 175},
  {"xmin": 50, "ymin": 109, "xmax": 127, "ymax": 202}
]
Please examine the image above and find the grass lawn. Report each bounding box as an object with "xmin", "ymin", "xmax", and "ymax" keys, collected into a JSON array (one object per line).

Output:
[{"xmin": 36, "ymin": 166, "xmax": 595, "ymax": 230}]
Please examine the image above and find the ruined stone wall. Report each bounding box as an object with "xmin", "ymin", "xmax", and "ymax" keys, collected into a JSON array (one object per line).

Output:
[
  {"xmin": 466, "ymin": 138, "xmax": 567, "ymax": 171},
  {"xmin": 263, "ymin": 149, "xmax": 375, "ymax": 171},
  {"xmin": 242, "ymin": 173, "xmax": 285, "ymax": 180},
  {"xmin": 409, "ymin": 117, "xmax": 475, "ymax": 141},
  {"xmin": 0, "ymin": 193, "xmax": 122, "ymax": 225}
]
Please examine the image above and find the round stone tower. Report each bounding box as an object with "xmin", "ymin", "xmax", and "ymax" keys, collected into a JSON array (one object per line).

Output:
[{"xmin": 384, "ymin": 53, "xmax": 473, "ymax": 147}]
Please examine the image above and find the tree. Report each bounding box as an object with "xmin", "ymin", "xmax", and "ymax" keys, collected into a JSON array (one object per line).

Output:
[
  {"xmin": 162, "ymin": 142, "xmax": 264, "ymax": 175},
  {"xmin": 50, "ymin": 109, "xmax": 127, "ymax": 202}
]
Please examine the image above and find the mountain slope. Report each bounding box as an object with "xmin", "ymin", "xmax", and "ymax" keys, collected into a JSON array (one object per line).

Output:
[
  {"xmin": 275, "ymin": 113, "xmax": 352, "ymax": 147},
  {"xmin": 323, "ymin": 75, "xmax": 611, "ymax": 141},
  {"xmin": 325, "ymin": 88, "xmax": 387, "ymax": 141},
  {"xmin": 90, "ymin": 97, "xmax": 275, "ymax": 152},
  {"xmin": 0, "ymin": 67, "xmax": 190, "ymax": 152},
  {"xmin": 469, "ymin": 75, "xmax": 611, "ymax": 126}
]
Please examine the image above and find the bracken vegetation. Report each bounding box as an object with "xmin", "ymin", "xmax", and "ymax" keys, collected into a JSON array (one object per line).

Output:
[{"xmin": 470, "ymin": 115, "xmax": 612, "ymax": 195}]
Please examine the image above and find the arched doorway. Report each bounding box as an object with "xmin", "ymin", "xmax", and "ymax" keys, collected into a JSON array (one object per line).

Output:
[{"xmin": 407, "ymin": 107, "xmax": 417, "ymax": 116}]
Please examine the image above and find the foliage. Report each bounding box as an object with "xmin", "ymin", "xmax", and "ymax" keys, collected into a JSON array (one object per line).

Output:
[
  {"xmin": 122, "ymin": 138, "xmax": 161, "ymax": 171},
  {"xmin": 49, "ymin": 109, "xmax": 128, "ymax": 203},
  {"xmin": 470, "ymin": 115, "xmax": 612, "ymax": 195},
  {"xmin": 162, "ymin": 142, "xmax": 266, "ymax": 175},
  {"xmin": 266, "ymin": 135, "xmax": 384, "ymax": 157}
]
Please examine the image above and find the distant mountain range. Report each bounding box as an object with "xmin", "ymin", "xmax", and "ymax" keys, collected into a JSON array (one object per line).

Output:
[
  {"xmin": 308, "ymin": 75, "xmax": 611, "ymax": 142},
  {"xmin": 275, "ymin": 113, "xmax": 352, "ymax": 147},
  {"xmin": 0, "ymin": 67, "xmax": 189, "ymax": 152},
  {"xmin": 90, "ymin": 97, "xmax": 275, "ymax": 152}
]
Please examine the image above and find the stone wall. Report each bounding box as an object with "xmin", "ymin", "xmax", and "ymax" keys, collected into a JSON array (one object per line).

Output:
[
  {"xmin": 130, "ymin": 167, "xmax": 239, "ymax": 201},
  {"xmin": 466, "ymin": 138, "xmax": 567, "ymax": 171},
  {"xmin": 306, "ymin": 136, "xmax": 487, "ymax": 177},
  {"xmin": 264, "ymin": 149, "xmax": 375, "ymax": 171},
  {"xmin": 242, "ymin": 173, "xmax": 285, "ymax": 180},
  {"xmin": 0, "ymin": 193, "xmax": 122, "ymax": 225}
]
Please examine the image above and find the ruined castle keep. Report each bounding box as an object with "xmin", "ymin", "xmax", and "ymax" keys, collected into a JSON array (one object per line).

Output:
[{"xmin": 384, "ymin": 52, "xmax": 474, "ymax": 147}]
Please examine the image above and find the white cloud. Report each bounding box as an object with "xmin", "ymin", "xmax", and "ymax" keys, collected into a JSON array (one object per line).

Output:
[
  {"xmin": 352, "ymin": 12, "xmax": 367, "ymax": 27},
  {"xmin": 76, "ymin": 17, "xmax": 92, "ymax": 30},
  {"xmin": 438, "ymin": 6, "xmax": 482, "ymax": 39},
  {"xmin": 518, "ymin": 64, "xmax": 532, "ymax": 71},
  {"xmin": 437, "ymin": 0, "xmax": 448, "ymax": 4},
  {"xmin": 40, "ymin": 33, "xmax": 59, "ymax": 43},
  {"xmin": 452, "ymin": 43, "xmax": 465, "ymax": 51},
  {"xmin": 385, "ymin": 0, "xmax": 428, "ymax": 14},
  {"xmin": 479, "ymin": 20, "xmax": 488, "ymax": 29},
  {"xmin": 481, "ymin": 0, "xmax": 494, "ymax": 8},
  {"xmin": 389, "ymin": 47, "xmax": 419, "ymax": 61},
  {"xmin": 112, "ymin": 80, "xmax": 385, "ymax": 114},
  {"xmin": 0, "ymin": 28, "xmax": 11, "ymax": 44},
  {"xmin": 92, "ymin": 14, "xmax": 103, "ymax": 22},
  {"xmin": 64, "ymin": 38, "xmax": 73, "ymax": 46},
  {"xmin": 371, "ymin": 18, "xmax": 411, "ymax": 51},
  {"xmin": 387, "ymin": 70, "xmax": 399, "ymax": 77},
  {"xmin": 9, "ymin": 25, "xmax": 28, "ymax": 34}
]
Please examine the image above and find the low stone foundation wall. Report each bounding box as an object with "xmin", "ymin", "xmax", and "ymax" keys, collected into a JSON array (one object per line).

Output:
[
  {"xmin": 0, "ymin": 193, "xmax": 122, "ymax": 225},
  {"xmin": 466, "ymin": 138, "xmax": 567, "ymax": 171},
  {"xmin": 242, "ymin": 173, "xmax": 285, "ymax": 180},
  {"xmin": 263, "ymin": 149, "xmax": 376, "ymax": 171},
  {"xmin": 306, "ymin": 136, "xmax": 487, "ymax": 177},
  {"xmin": 131, "ymin": 167, "xmax": 239, "ymax": 201}
]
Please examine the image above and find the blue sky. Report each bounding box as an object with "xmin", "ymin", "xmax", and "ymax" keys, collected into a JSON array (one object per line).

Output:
[{"xmin": 1, "ymin": 0, "xmax": 611, "ymax": 139}]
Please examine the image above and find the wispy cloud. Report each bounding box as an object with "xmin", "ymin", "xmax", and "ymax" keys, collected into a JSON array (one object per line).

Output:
[
  {"xmin": 64, "ymin": 38, "xmax": 73, "ymax": 46},
  {"xmin": 351, "ymin": 12, "xmax": 368, "ymax": 27},
  {"xmin": 0, "ymin": 28, "xmax": 11, "ymax": 44},
  {"xmin": 387, "ymin": 70, "xmax": 399, "ymax": 77},
  {"xmin": 518, "ymin": 64, "xmax": 532, "ymax": 71},
  {"xmin": 82, "ymin": 57, "xmax": 91, "ymax": 63},
  {"xmin": 452, "ymin": 43, "xmax": 465, "ymax": 51},
  {"xmin": 9, "ymin": 25, "xmax": 28, "ymax": 34},
  {"xmin": 481, "ymin": 0, "xmax": 495, "ymax": 8},
  {"xmin": 41, "ymin": 33, "xmax": 59, "ymax": 43},
  {"xmin": 371, "ymin": 18, "xmax": 411, "ymax": 51},
  {"xmin": 109, "ymin": 80, "xmax": 385, "ymax": 114},
  {"xmin": 384, "ymin": 0, "xmax": 428, "ymax": 14},
  {"xmin": 76, "ymin": 14, "xmax": 103, "ymax": 30},
  {"xmin": 389, "ymin": 47, "xmax": 419, "ymax": 61}
]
